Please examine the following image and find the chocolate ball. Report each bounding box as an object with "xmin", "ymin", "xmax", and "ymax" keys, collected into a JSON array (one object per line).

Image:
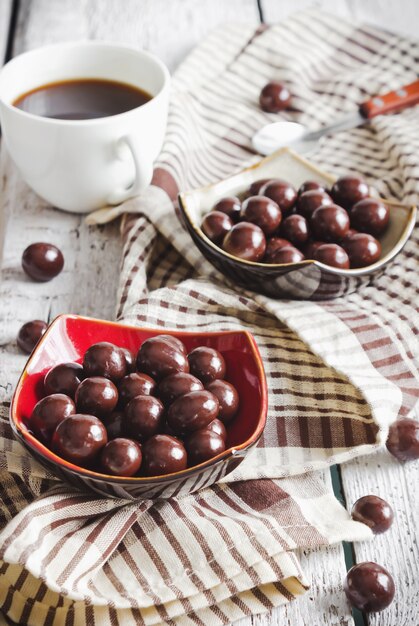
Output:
[
  {"xmin": 297, "ymin": 190, "xmax": 333, "ymax": 219},
  {"xmin": 264, "ymin": 245, "xmax": 304, "ymax": 264},
  {"xmin": 213, "ymin": 196, "xmax": 241, "ymax": 222},
  {"xmin": 83, "ymin": 342, "xmax": 127, "ymax": 382},
  {"xmin": 264, "ymin": 237, "xmax": 292, "ymax": 263},
  {"xmin": 201, "ymin": 211, "xmax": 233, "ymax": 244},
  {"xmin": 350, "ymin": 198, "xmax": 390, "ymax": 236},
  {"xmin": 240, "ymin": 196, "xmax": 282, "ymax": 236},
  {"xmin": 75, "ymin": 377, "xmax": 118, "ymax": 417},
  {"xmin": 260, "ymin": 179, "xmax": 297, "ymax": 214},
  {"xmin": 311, "ymin": 204, "xmax": 350, "ymax": 242},
  {"xmin": 188, "ymin": 347, "xmax": 226, "ymax": 383},
  {"xmin": 205, "ymin": 380, "xmax": 239, "ymax": 423},
  {"xmin": 342, "ymin": 233, "xmax": 381, "ymax": 268},
  {"xmin": 52, "ymin": 414, "xmax": 107, "ymax": 465},
  {"xmin": 44, "ymin": 362, "xmax": 83, "ymax": 398},
  {"xmin": 386, "ymin": 418, "xmax": 419, "ymax": 462},
  {"xmin": 281, "ymin": 214, "xmax": 309, "ymax": 246},
  {"xmin": 331, "ymin": 175, "xmax": 369, "ymax": 210},
  {"xmin": 351, "ymin": 495, "xmax": 394, "ymax": 534},
  {"xmin": 204, "ymin": 418, "xmax": 227, "ymax": 440},
  {"xmin": 125, "ymin": 395, "xmax": 164, "ymax": 442},
  {"xmin": 314, "ymin": 244, "xmax": 350, "ymax": 269},
  {"xmin": 259, "ymin": 81, "xmax": 291, "ymax": 113},
  {"xmin": 142, "ymin": 434, "xmax": 187, "ymax": 476},
  {"xmin": 222, "ymin": 222, "xmax": 266, "ymax": 262},
  {"xmin": 157, "ymin": 335, "xmax": 187, "ymax": 355},
  {"xmin": 136, "ymin": 336, "xmax": 189, "ymax": 380},
  {"xmin": 17, "ymin": 320, "xmax": 47, "ymax": 354},
  {"xmin": 100, "ymin": 438, "xmax": 142, "ymax": 476},
  {"xmin": 118, "ymin": 373, "xmax": 156, "ymax": 406},
  {"xmin": 101, "ymin": 410, "xmax": 125, "ymax": 439},
  {"xmin": 167, "ymin": 390, "xmax": 219, "ymax": 434},
  {"xmin": 157, "ymin": 372, "xmax": 203, "ymax": 406},
  {"xmin": 249, "ymin": 179, "xmax": 273, "ymax": 196},
  {"xmin": 298, "ymin": 180, "xmax": 326, "ymax": 195},
  {"xmin": 22, "ymin": 242, "xmax": 64, "ymax": 282},
  {"xmin": 304, "ymin": 240, "xmax": 326, "ymax": 259},
  {"xmin": 344, "ymin": 562, "xmax": 395, "ymax": 612},
  {"xmin": 121, "ymin": 348, "xmax": 136, "ymax": 373},
  {"xmin": 31, "ymin": 393, "xmax": 76, "ymax": 439},
  {"xmin": 186, "ymin": 430, "xmax": 226, "ymax": 466}
]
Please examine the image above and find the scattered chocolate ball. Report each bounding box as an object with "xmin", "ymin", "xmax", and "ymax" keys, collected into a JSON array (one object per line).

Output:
[
  {"xmin": 297, "ymin": 190, "xmax": 333, "ymax": 219},
  {"xmin": 188, "ymin": 347, "xmax": 226, "ymax": 383},
  {"xmin": 100, "ymin": 438, "xmax": 142, "ymax": 476},
  {"xmin": 75, "ymin": 376, "xmax": 118, "ymax": 417},
  {"xmin": 311, "ymin": 204, "xmax": 350, "ymax": 242},
  {"xmin": 136, "ymin": 336, "xmax": 189, "ymax": 380},
  {"xmin": 201, "ymin": 211, "xmax": 233, "ymax": 244},
  {"xmin": 125, "ymin": 395, "xmax": 164, "ymax": 442},
  {"xmin": 265, "ymin": 245, "xmax": 304, "ymax": 264},
  {"xmin": 204, "ymin": 418, "xmax": 227, "ymax": 440},
  {"xmin": 121, "ymin": 348, "xmax": 136, "ymax": 373},
  {"xmin": 101, "ymin": 410, "xmax": 125, "ymax": 439},
  {"xmin": 22, "ymin": 242, "xmax": 64, "ymax": 282},
  {"xmin": 331, "ymin": 175, "xmax": 370, "ymax": 210},
  {"xmin": 281, "ymin": 214, "xmax": 309, "ymax": 246},
  {"xmin": 298, "ymin": 180, "xmax": 326, "ymax": 195},
  {"xmin": 186, "ymin": 430, "xmax": 226, "ymax": 465},
  {"xmin": 118, "ymin": 372, "xmax": 156, "ymax": 406},
  {"xmin": 351, "ymin": 495, "xmax": 394, "ymax": 534},
  {"xmin": 167, "ymin": 390, "xmax": 219, "ymax": 434},
  {"xmin": 157, "ymin": 372, "xmax": 203, "ymax": 406},
  {"xmin": 344, "ymin": 562, "xmax": 395, "ymax": 612},
  {"xmin": 205, "ymin": 379, "xmax": 239, "ymax": 423},
  {"xmin": 350, "ymin": 198, "xmax": 390, "ymax": 236},
  {"xmin": 259, "ymin": 81, "xmax": 291, "ymax": 113},
  {"xmin": 222, "ymin": 222, "xmax": 266, "ymax": 262},
  {"xmin": 31, "ymin": 393, "xmax": 75, "ymax": 439},
  {"xmin": 142, "ymin": 434, "xmax": 187, "ymax": 476},
  {"xmin": 249, "ymin": 179, "xmax": 273, "ymax": 196},
  {"xmin": 213, "ymin": 196, "xmax": 241, "ymax": 222},
  {"xmin": 44, "ymin": 362, "xmax": 83, "ymax": 398},
  {"xmin": 83, "ymin": 342, "xmax": 127, "ymax": 382},
  {"xmin": 342, "ymin": 233, "xmax": 381, "ymax": 268},
  {"xmin": 314, "ymin": 243, "xmax": 350, "ymax": 269},
  {"xmin": 264, "ymin": 237, "xmax": 292, "ymax": 263},
  {"xmin": 386, "ymin": 418, "xmax": 419, "ymax": 462},
  {"xmin": 17, "ymin": 320, "xmax": 48, "ymax": 354},
  {"xmin": 52, "ymin": 414, "xmax": 107, "ymax": 465},
  {"xmin": 260, "ymin": 179, "xmax": 297, "ymax": 214},
  {"xmin": 240, "ymin": 196, "xmax": 282, "ymax": 236}
]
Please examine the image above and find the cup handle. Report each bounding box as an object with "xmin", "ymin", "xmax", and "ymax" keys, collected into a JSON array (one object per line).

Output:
[{"xmin": 106, "ymin": 136, "xmax": 153, "ymax": 205}]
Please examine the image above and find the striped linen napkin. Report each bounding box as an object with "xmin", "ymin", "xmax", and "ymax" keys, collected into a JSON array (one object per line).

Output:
[{"xmin": 1, "ymin": 10, "xmax": 419, "ymax": 626}]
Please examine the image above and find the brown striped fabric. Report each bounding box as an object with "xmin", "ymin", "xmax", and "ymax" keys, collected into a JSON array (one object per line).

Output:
[{"xmin": 1, "ymin": 10, "xmax": 419, "ymax": 626}]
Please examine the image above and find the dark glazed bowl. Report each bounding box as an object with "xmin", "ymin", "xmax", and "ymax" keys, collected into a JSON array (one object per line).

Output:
[
  {"xmin": 178, "ymin": 148, "xmax": 416, "ymax": 299},
  {"xmin": 10, "ymin": 314, "xmax": 267, "ymax": 500}
]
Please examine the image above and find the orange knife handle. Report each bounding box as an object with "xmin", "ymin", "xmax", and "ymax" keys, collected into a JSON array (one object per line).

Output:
[{"xmin": 360, "ymin": 80, "xmax": 419, "ymax": 119}]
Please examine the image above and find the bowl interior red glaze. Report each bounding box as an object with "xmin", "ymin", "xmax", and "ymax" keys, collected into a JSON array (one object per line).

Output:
[{"xmin": 11, "ymin": 314, "xmax": 267, "ymax": 481}]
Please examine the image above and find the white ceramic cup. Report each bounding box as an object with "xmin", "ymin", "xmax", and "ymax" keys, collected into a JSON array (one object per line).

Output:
[{"xmin": 0, "ymin": 41, "xmax": 170, "ymax": 213}]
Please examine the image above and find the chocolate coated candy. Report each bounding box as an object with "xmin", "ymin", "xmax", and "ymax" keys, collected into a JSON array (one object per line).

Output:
[
  {"xmin": 204, "ymin": 418, "xmax": 227, "ymax": 440},
  {"xmin": 240, "ymin": 196, "xmax": 282, "ymax": 236},
  {"xmin": 17, "ymin": 320, "xmax": 47, "ymax": 354},
  {"xmin": 186, "ymin": 430, "xmax": 226, "ymax": 465},
  {"xmin": 167, "ymin": 390, "xmax": 219, "ymax": 434},
  {"xmin": 52, "ymin": 414, "xmax": 107, "ymax": 465},
  {"xmin": 264, "ymin": 245, "xmax": 304, "ymax": 264},
  {"xmin": 22, "ymin": 242, "xmax": 64, "ymax": 282},
  {"xmin": 260, "ymin": 179, "xmax": 297, "ymax": 214},
  {"xmin": 121, "ymin": 348, "xmax": 136, "ymax": 373},
  {"xmin": 297, "ymin": 190, "xmax": 333, "ymax": 219},
  {"xmin": 304, "ymin": 240, "xmax": 325, "ymax": 259},
  {"xmin": 386, "ymin": 418, "xmax": 419, "ymax": 462},
  {"xmin": 350, "ymin": 198, "xmax": 390, "ymax": 236},
  {"xmin": 75, "ymin": 376, "xmax": 118, "ymax": 417},
  {"xmin": 205, "ymin": 379, "xmax": 239, "ymax": 423},
  {"xmin": 118, "ymin": 372, "xmax": 156, "ymax": 406},
  {"xmin": 281, "ymin": 214, "xmax": 309, "ymax": 246},
  {"xmin": 157, "ymin": 372, "xmax": 203, "ymax": 405},
  {"xmin": 83, "ymin": 342, "xmax": 127, "ymax": 382},
  {"xmin": 344, "ymin": 562, "xmax": 395, "ymax": 612},
  {"xmin": 259, "ymin": 81, "xmax": 291, "ymax": 113},
  {"xmin": 314, "ymin": 243, "xmax": 350, "ymax": 269},
  {"xmin": 249, "ymin": 179, "xmax": 273, "ymax": 196},
  {"xmin": 264, "ymin": 237, "xmax": 292, "ymax": 263},
  {"xmin": 188, "ymin": 347, "xmax": 226, "ymax": 383},
  {"xmin": 44, "ymin": 362, "xmax": 83, "ymax": 398},
  {"xmin": 100, "ymin": 438, "xmax": 142, "ymax": 476},
  {"xmin": 311, "ymin": 204, "xmax": 350, "ymax": 242},
  {"xmin": 222, "ymin": 222, "xmax": 266, "ymax": 262},
  {"xmin": 125, "ymin": 395, "xmax": 164, "ymax": 442},
  {"xmin": 298, "ymin": 180, "xmax": 326, "ymax": 195},
  {"xmin": 342, "ymin": 233, "xmax": 381, "ymax": 268},
  {"xmin": 213, "ymin": 196, "xmax": 241, "ymax": 222},
  {"xmin": 351, "ymin": 495, "xmax": 394, "ymax": 534},
  {"xmin": 201, "ymin": 211, "xmax": 233, "ymax": 244},
  {"xmin": 142, "ymin": 434, "xmax": 187, "ymax": 476},
  {"xmin": 101, "ymin": 410, "xmax": 125, "ymax": 439},
  {"xmin": 157, "ymin": 335, "xmax": 187, "ymax": 355},
  {"xmin": 136, "ymin": 336, "xmax": 189, "ymax": 380},
  {"xmin": 31, "ymin": 393, "xmax": 75, "ymax": 438},
  {"xmin": 331, "ymin": 175, "xmax": 369, "ymax": 210}
]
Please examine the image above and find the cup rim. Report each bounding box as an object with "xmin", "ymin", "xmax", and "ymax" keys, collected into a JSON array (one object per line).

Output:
[{"xmin": 0, "ymin": 40, "xmax": 171, "ymax": 126}]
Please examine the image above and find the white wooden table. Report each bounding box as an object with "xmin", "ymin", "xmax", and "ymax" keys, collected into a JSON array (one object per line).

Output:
[{"xmin": 0, "ymin": 1, "xmax": 418, "ymax": 625}]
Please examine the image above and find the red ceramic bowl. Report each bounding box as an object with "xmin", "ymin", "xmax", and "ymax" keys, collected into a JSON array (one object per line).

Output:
[{"xmin": 10, "ymin": 314, "xmax": 267, "ymax": 500}]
